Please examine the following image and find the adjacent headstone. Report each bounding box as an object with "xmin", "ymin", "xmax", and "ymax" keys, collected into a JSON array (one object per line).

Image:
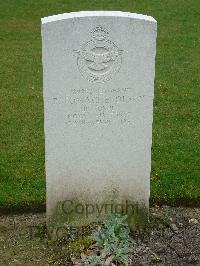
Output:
[{"xmin": 41, "ymin": 11, "xmax": 157, "ymax": 230}]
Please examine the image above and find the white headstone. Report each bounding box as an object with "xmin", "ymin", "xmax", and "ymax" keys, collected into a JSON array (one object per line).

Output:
[{"xmin": 41, "ymin": 11, "xmax": 157, "ymax": 230}]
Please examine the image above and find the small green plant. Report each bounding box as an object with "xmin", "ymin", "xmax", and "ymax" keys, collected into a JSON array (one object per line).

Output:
[
  {"xmin": 84, "ymin": 254, "xmax": 102, "ymax": 266},
  {"xmin": 84, "ymin": 214, "xmax": 134, "ymax": 266}
]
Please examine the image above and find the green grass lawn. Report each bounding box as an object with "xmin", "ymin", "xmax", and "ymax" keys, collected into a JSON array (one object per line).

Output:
[{"xmin": 0, "ymin": 0, "xmax": 199, "ymax": 211}]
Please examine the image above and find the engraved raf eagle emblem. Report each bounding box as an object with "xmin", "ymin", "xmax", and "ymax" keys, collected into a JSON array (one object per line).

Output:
[
  {"xmin": 73, "ymin": 26, "xmax": 123, "ymax": 83},
  {"xmin": 78, "ymin": 49, "xmax": 121, "ymax": 71}
]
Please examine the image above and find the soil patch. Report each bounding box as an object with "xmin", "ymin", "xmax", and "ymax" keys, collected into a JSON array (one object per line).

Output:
[{"xmin": 0, "ymin": 206, "xmax": 199, "ymax": 265}]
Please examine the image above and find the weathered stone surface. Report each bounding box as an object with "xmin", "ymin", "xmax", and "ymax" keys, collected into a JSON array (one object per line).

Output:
[{"xmin": 41, "ymin": 11, "xmax": 157, "ymax": 229}]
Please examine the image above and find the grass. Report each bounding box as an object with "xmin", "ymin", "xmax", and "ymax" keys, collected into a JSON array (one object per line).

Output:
[{"xmin": 0, "ymin": 0, "xmax": 199, "ymax": 211}]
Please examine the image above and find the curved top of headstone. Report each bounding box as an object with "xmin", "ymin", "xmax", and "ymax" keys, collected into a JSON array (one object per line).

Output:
[{"xmin": 41, "ymin": 11, "xmax": 156, "ymax": 25}]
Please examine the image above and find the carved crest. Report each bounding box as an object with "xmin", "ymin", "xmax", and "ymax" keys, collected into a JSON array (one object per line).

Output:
[{"xmin": 74, "ymin": 26, "xmax": 123, "ymax": 83}]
